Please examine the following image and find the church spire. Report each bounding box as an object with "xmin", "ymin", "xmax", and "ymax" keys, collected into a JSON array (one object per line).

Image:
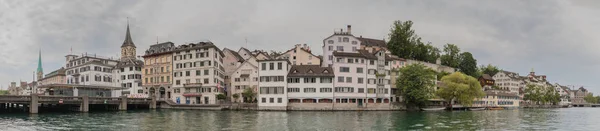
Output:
[
  {"xmin": 36, "ymin": 49, "xmax": 43, "ymax": 81},
  {"xmin": 122, "ymin": 18, "xmax": 135, "ymax": 48}
]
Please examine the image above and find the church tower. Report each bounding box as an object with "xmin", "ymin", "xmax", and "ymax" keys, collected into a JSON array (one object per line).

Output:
[
  {"xmin": 36, "ymin": 49, "xmax": 43, "ymax": 81},
  {"xmin": 121, "ymin": 21, "xmax": 136, "ymax": 60}
]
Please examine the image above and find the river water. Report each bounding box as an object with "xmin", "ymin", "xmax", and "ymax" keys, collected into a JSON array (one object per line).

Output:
[{"xmin": 0, "ymin": 108, "xmax": 599, "ymax": 131}]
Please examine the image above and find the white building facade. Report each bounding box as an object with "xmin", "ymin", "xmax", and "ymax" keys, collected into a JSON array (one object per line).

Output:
[{"xmin": 257, "ymin": 59, "xmax": 290, "ymax": 110}]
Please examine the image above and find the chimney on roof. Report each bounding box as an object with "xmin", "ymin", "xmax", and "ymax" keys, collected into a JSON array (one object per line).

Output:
[{"xmin": 347, "ymin": 25, "xmax": 351, "ymax": 34}]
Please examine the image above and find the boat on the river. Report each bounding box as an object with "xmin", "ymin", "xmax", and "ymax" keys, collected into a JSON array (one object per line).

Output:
[
  {"xmin": 487, "ymin": 107, "xmax": 504, "ymax": 110},
  {"xmin": 421, "ymin": 107, "xmax": 446, "ymax": 111},
  {"xmin": 469, "ymin": 107, "xmax": 485, "ymax": 111}
]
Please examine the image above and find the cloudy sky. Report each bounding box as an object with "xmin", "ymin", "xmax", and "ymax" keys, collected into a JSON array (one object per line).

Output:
[{"xmin": 1, "ymin": 0, "xmax": 600, "ymax": 92}]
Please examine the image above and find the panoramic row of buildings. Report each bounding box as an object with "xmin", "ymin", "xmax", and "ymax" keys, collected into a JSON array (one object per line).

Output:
[{"xmin": 6, "ymin": 24, "xmax": 591, "ymax": 110}]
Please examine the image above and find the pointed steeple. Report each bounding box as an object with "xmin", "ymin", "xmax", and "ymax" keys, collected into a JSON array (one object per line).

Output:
[
  {"xmin": 122, "ymin": 19, "xmax": 136, "ymax": 48},
  {"xmin": 37, "ymin": 49, "xmax": 42, "ymax": 73}
]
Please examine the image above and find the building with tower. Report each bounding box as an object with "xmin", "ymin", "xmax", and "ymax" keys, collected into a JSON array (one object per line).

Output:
[{"xmin": 113, "ymin": 22, "xmax": 144, "ymax": 98}]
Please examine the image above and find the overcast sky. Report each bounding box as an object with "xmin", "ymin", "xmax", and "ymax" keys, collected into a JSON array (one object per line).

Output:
[{"xmin": 1, "ymin": 0, "xmax": 600, "ymax": 92}]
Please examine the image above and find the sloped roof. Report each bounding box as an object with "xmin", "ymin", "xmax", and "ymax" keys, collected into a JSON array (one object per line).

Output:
[
  {"xmin": 288, "ymin": 65, "xmax": 334, "ymax": 77},
  {"xmin": 357, "ymin": 37, "xmax": 386, "ymax": 48},
  {"xmin": 116, "ymin": 58, "xmax": 144, "ymax": 68},
  {"xmin": 144, "ymin": 42, "xmax": 175, "ymax": 57},
  {"xmin": 224, "ymin": 48, "xmax": 245, "ymax": 62},
  {"xmin": 122, "ymin": 23, "xmax": 135, "ymax": 48},
  {"xmin": 480, "ymin": 74, "xmax": 493, "ymax": 80}
]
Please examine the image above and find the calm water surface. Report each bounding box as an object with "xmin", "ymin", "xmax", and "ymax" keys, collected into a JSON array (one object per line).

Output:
[{"xmin": 1, "ymin": 108, "xmax": 599, "ymax": 131}]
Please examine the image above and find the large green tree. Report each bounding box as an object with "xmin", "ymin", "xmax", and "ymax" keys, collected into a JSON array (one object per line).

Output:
[
  {"xmin": 542, "ymin": 87, "xmax": 560, "ymax": 105},
  {"xmin": 523, "ymin": 84, "xmax": 543, "ymax": 104},
  {"xmin": 396, "ymin": 63, "xmax": 437, "ymax": 109},
  {"xmin": 458, "ymin": 52, "xmax": 478, "ymax": 77},
  {"xmin": 387, "ymin": 20, "xmax": 418, "ymax": 59},
  {"xmin": 441, "ymin": 44, "xmax": 461, "ymax": 68},
  {"xmin": 584, "ymin": 94, "xmax": 598, "ymax": 104},
  {"xmin": 425, "ymin": 43, "xmax": 441, "ymax": 63},
  {"xmin": 479, "ymin": 64, "xmax": 501, "ymax": 76},
  {"xmin": 435, "ymin": 72, "xmax": 485, "ymax": 107}
]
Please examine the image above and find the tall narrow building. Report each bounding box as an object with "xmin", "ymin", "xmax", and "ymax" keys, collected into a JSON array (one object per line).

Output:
[{"xmin": 114, "ymin": 22, "xmax": 144, "ymax": 98}]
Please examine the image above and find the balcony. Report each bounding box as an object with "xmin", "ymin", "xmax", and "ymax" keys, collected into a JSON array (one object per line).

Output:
[{"xmin": 183, "ymin": 83, "xmax": 203, "ymax": 87}]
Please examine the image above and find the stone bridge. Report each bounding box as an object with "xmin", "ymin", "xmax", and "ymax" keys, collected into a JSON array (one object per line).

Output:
[{"xmin": 0, "ymin": 95, "xmax": 158, "ymax": 113}]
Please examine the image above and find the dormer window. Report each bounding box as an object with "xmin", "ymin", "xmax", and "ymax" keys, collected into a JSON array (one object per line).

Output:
[
  {"xmin": 323, "ymin": 70, "xmax": 329, "ymax": 73},
  {"xmin": 293, "ymin": 70, "xmax": 298, "ymax": 73},
  {"xmin": 308, "ymin": 70, "xmax": 313, "ymax": 73}
]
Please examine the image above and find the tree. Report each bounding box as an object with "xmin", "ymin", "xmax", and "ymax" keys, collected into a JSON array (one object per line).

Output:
[
  {"xmin": 232, "ymin": 94, "xmax": 240, "ymax": 103},
  {"xmin": 216, "ymin": 94, "xmax": 227, "ymax": 100},
  {"xmin": 542, "ymin": 87, "xmax": 560, "ymax": 105},
  {"xmin": 584, "ymin": 94, "xmax": 598, "ymax": 104},
  {"xmin": 436, "ymin": 71, "xmax": 450, "ymax": 81},
  {"xmin": 425, "ymin": 43, "xmax": 441, "ymax": 63},
  {"xmin": 435, "ymin": 72, "xmax": 485, "ymax": 107},
  {"xmin": 479, "ymin": 64, "xmax": 500, "ymax": 76},
  {"xmin": 396, "ymin": 64, "xmax": 437, "ymax": 109},
  {"xmin": 458, "ymin": 52, "xmax": 478, "ymax": 77},
  {"xmin": 440, "ymin": 44, "xmax": 461, "ymax": 68},
  {"xmin": 523, "ymin": 84, "xmax": 542, "ymax": 105},
  {"xmin": 388, "ymin": 20, "xmax": 418, "ymax": 59},
  {"xmin": 242, "ymin": 87, "xmax": 256, "ymax": 103}
]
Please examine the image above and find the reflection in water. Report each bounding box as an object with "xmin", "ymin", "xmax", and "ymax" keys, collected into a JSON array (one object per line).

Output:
[{"xmin": 2, "ymin": 108, "xmax": 600, "ymax": 130}]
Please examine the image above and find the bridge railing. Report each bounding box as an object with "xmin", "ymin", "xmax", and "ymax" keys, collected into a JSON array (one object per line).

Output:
[
  {"xmin": 39, "ymin": 96, "xmax": 83, "ymax": 101},
  {"xmin": 89, "ymin": 97, "xmax": 121, "ymax": 101},
  {"xmin": 0, "ymin": 95, "xmax": 31, "ymax": 101}
]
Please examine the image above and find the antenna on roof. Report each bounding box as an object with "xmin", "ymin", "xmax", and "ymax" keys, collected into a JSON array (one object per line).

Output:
[
  {"xmin": 156, "ymin": 36, "xmax": 159, "ymax": 44},
  {"xmin": 245, "ymin": 37, "xmax": 248, "ymax": 48}
]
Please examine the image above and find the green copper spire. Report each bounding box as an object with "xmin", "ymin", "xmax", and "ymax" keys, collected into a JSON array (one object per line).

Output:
[{"xmin": 37, "ymin": 49, "xmax": 42, "ymax": 73}]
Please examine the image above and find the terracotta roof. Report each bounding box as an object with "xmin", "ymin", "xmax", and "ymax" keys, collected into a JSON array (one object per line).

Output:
[
  {"xmin": 288, "ymin": 65, "xmax": 334, "ymax": 77},
  {"xmin": 358, "ymin": 37, "xmax": 386, "ymax": 48}
]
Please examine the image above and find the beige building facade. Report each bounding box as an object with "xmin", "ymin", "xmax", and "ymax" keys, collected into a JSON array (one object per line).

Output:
[{"xmin": 142, "ymin": 42, "xmax": 175, "ymax": 100}]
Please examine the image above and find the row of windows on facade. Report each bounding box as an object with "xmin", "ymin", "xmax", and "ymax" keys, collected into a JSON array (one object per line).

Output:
[
  {"xmin": 175, "ymin": 60, "xmax": 221, "ymax": 70},
  {"xmin": 120, "ymin": 67, "xmax": 142, "ymax": 72},
  {"xmin": 145, "ymin": 76, "xmax": 170, "ymax": 84},
  {"xmin": 258, "ymin": 87, "xmax": 389, "ymax": 94},
  {"xmin": 173, "ymin": 51, "xmax": 223, "ymax": 63},
  {"xmin": 326, "ymin": 37, "xmax": 358, "ymax": 44},
  {"xmin": 67, "ymin": 75, "xmax": 113, "ymax": 84},
  {"xmin": 338, "ymin": 67, "xmax": 391, "ymax": 75},
  {"xmin": 260, "ymin": 62, "xmax": 284, "ymax": 71},
  {"xmin": 172, "ymin": 69, "xmax": 223, "ymax": 78},
  {"xmin": 483, "ymin": 95, "xmax": 520, "ymax": 100},
  {"xmin": 287, "ymin": 77, "xmax": 333, "ymax": 83},
  {"xmin": 145, "ymin": 56, "xmax": 171, "ymax": 65},
  {"xmin": 332, "ymin": 57, "xmax": 389, "ymax": 66},
  {"xmin": 145, "ymin": 66, "xmax": 170, "ymax": 74},
  {"xmin": 282, "ymin": 54, "xmax": 314, "ymax": 60},
  {"xmin": 261, "ymin": 97, "xmax": 283, "ymax": 104},
  {"xmin": 473, "ymin": 101, "xmax": 515, "ymax": 105},
  {"xmin": 336, "ymin": 76, "xmax": 390, "ymax": 85},
  {"xmin": 67, "ymin": 58, "xmax": 110, "ymax": 68},
  {"xmin": 172, "ymin": 87, "xmax": 215, "ymax": 93},
  {"xmin": 327, "ymin": 45, "xmax": 358, "ymax": 52},
  {"xmin": 67, "ymin": 66, "xmax": 112, "ymax": 75},
  {"xmin": 121, "ymin": 82, "xmax": 142, "ymax": 88},
  {"xmin": 174, "ymin": 78, "xmax": 224, "ymax": 86},
  {"xmin": 234, "ymin": 77, "xmax": 258, "ymax": 82}
]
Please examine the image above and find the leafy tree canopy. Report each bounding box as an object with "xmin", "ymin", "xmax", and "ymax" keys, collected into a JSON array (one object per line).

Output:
[
  {"xmin": 435, "ymin": 72, "xmax": 485, "ymax": 107},
  {"xmin": 396, "ymin": 64, "xmax": 437, "ymax": 109}
]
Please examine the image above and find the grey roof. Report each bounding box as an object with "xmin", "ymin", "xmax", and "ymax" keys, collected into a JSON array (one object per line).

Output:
[
  {"xmin": 224, "ymin": 48, "xmax": 245, "ymax": 62},
  {"xmin": 144, "ymin": 42, "xmax": 175, "ymax": 56},
  {"xmin": 288, "ymin": 65, "xmax": 334, "ymax": 77},
  {"xmin": 173, "ymin": 42, "xmax": 225, "ymax": 57},
  {"xmin": 358, "ymin": 37, "xmax": 386, "ymax": 48},
  {"xmin": 121, "ymin": 23, "xmax": 136, "ymax": 48},
  {"xmin": 116, "ymin": 58, "xmax": 143, "ymax": 68},
  {"xmin": 42, "ymin": 67, "xmax": 66, "ymax": 80}
]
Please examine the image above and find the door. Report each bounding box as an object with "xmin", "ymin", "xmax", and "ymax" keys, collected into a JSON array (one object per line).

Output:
[
  {"xmin": 196, "ymin": 97, "xmax": 201, "ymax": 104},
  {"xmin": 358, "ymin": 99, "xmax": 363, "ymax": 107},
  {"xmin": 204, "ymin": 97, "xmax": 209, "ymax": 104},
  {"xmin": 185, "ymin": 97, "xmax": 190, "ymax": 104}
]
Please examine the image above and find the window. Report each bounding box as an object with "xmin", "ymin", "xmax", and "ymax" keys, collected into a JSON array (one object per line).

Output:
[
  {"xmin": 270, "ymin": 98, "xmax": 274, "ymax": 103},
  {"xmin": 328, "ymin": 55, "xmax": 333, "ymax": 60},
  {"xmin": 304, "ymin": 88, "xmax": 317, "ymax": 93},
  {"xmin": 186, "ymin": 71, "xmax": 190, "ymax": 76},
  {"xmin": 347, "ymin": 59, "xmax": 353, "ymax": 63},
  {"xmin": 338, "ymin": 76, "xmax": 344, "ymax": 82},
  {"xmin": 235, "ymin": 78, "xmax": 240, "ymax": 82},
  {"xmin": 204, "ymin": 78, "xmax": 209, "ymax": 84},
  {"xmin": 287, "ymin": 78, "xmax": 300, "ymax": 83},
  {"xmin": 288, "ymin": 88, "xmax": 300, "ymax": 93},
  {"xmin": 204, "ymin": 69, "xmax": 209, "ymax": 75},
  {"xmin": 334, "ymin": 87, "xmax": 354, "ymax": 93},
  {"xmin": 269, "ymin": 63, "xmax": 274, "ymax": 70},
  {"xmin": 358, "ymin": 78, "xmax": 364, "ymax": 84},
  {"xmin": 343, "ymin": 37, "xmax": 349, "ymax": 42},
  {"xmin": 261, "ymin": 63, "xmax": 266, "ymax": 70},
  {"xmin": 370, "ymin": 60, "xmax": 374, "ymax": 65},
  {"xmin": 328, "ymin": 40, "xmax": 334, "ymax": 44},
  {"xmin": 358, "ymin": 88, "xmax": 365, "ymax": 93},
  {"xmin": 196, "ymin": 70, "xmax": 201, "ymax": 76},
  {"xmin": 336, "ymin": 46, "xmax": 344, "ymax": 51},
  {"xmin": 352, "ymin": 47, "xmax": 357, "ymax": 51},
  {"xmin": 304, "ymin": 78, "xmax": 316, "ymax": 83},
  {"xmin": 262, "ymin": 98, "xmax": 266, "ymax": 103},
  {"xmin": 339, "ymin": 67, "xmax": 350, "ymax": 72},
  {"xmin": 352, "ymin": 41, "xmax": 357, "ymax": 45},
  {"xmin": 277, "ymin": 62, "xmax": 282, "ymax": 70},
  {"xmin": 320, "ymin": 78, "xmax": 332, "ymax": 83},
  {"xmin": 328, "ymin": 46, "xmax": 333, "ymax": 51},
  {"xmin": 278, "ymin": 98, "xmax": 282, "ymax": 103},
  {"xmin": 176, "ymin": 80, "xmax": 180, "ymax": 85},
  {"xmin": 357, "ymin": 68, "xmax": 363, "ymax": 73},
  {"xmin": 368, "ymin": 88, "xmax": 376, "ymax": 94},
  {"xmin": 346, "ymin": 77, "xmax": 352, "ymax": 83},
  {"xmin": 320, "ymin": 88, "xmax": 332, "ymax": 93}
]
